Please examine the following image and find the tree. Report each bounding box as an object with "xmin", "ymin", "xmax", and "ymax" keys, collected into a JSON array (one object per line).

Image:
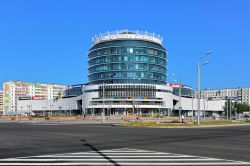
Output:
[
  {"xmin": 54, "ymin": 92, "xmax": 63, "ymax": 101},
  {"xmin": 236, "ymin": 103, "xmax": 250, "ymax": 113},
  {"xmin": 223, "ymin": 97, "xmax": 250, "ymax": 117}
]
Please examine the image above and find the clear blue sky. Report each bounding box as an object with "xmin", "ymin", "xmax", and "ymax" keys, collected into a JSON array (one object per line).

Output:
[{"xmin": 0, "ymin": 0, "xmax": 250, "ymax": 90}]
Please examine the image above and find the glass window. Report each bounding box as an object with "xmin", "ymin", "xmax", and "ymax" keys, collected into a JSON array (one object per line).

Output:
[
  {"xmin": 124, "ymin": 56, "xmax": 128, "ymax": 61},
  {"xmin": 129, "ymin": 48, "xmax": 133, "ymax": 54}
]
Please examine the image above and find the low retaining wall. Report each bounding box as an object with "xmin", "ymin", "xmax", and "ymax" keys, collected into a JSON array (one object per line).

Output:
[
  {"xmin": 49, "ymin": 116, "xmax": 77, "ymax": 121},
  {"xmin": 0, "ymin": 116, "xmax": 33, "ymax": 121},
  {"xmin": 0, "ymin": 115, "xmax": 193, "ymax": 121}
]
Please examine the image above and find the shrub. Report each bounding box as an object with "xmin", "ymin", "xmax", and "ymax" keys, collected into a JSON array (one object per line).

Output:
[{"xmin": 171, "ymin": 119, "xmax": 180, "ymax": 123}]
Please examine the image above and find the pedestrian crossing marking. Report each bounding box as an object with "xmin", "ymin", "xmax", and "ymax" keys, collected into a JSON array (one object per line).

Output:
[{"xmin": 0, "ymin": 148, "xmax": 249, "ymax": 165}]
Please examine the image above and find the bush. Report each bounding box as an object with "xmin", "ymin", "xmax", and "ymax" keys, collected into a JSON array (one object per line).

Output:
[
  {"xmin": 32, "ymin": 115, "xmax": 45, "ymax": 118},
  {"xmin": 243, "ymin": 114, "xmax": 250, "ymax": 118},
  {"xmin": 44, "ymin": 117, "xmax": 50, "ymax": 120},
  {"xmin": 171, "ymin": 119, "xmax": 180, "ymax": 123}
]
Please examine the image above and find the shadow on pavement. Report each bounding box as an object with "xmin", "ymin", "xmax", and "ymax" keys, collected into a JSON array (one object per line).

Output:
[{"xmin": 81, "ymin": 139, "xmax": 120, "ymax": 166}]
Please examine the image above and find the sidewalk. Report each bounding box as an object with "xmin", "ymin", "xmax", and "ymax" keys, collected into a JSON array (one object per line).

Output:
[{"xmin": 0, "ymin": 119, "xmax": 128, "ymax": 124}]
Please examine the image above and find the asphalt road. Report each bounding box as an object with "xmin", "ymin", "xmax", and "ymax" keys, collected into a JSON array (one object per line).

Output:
[{"xmin": 0, "ymin": 122, "xmax": 250, "ymax": 165}]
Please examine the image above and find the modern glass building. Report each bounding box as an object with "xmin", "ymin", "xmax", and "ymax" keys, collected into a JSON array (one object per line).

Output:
[
  {"xmin": 88, "ymin": 30, "xmax": 167, "ymax": 85},
  {"xmin": 81, "ymin": 30, "xmax": 173, "ymax": 115}
]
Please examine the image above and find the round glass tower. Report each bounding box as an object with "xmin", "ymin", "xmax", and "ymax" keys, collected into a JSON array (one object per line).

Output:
[{"xmin": 88, "ymin": 30, "xmax": 167, "ymax": 85}]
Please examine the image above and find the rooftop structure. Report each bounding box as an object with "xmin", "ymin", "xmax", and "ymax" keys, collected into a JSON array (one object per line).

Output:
[{"xmin": 92, "ymin": 30, "xmax": 163, "ymax": 46}]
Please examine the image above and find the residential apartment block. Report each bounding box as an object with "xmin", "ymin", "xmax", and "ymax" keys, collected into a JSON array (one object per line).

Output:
[
  {"xmin": 201, "ymin": 87, "xmax": 250, "ymax": 104},
  {"xmin": 0, "ymin": 90, "xmax": 3, "ymax": 115},
  {"xmin": 3, "ymin": 81, "xmax": 66, "ymax": 114}
]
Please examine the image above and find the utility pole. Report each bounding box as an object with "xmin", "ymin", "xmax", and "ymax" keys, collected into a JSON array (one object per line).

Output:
[
  {"xmin": 229, "ymin": 98, "xmax": 231, "ymax": 120},
  {"xmin": 203, "ymin": 97, "xmax": 206, "ymax": 119},
  {"xmin": 50, "ymin": 104, "xmax": 53, "ymax": 116},
  {"xmin": 197, "ymin": 51, "xmax": 212, "ymax": 125},
  {"xmin": 191, "ymin": 92, "xmax": 194, "ymax": 121},
  {"xmin": 102, "ymin": 83, "xmax": 106, "ymax": 123},
  {"xmin": 178, "ymin": 79, "xmax": 182, "ymax": 122},
  {"xmin": 235, "ymin": 105, "xmax": 237, "ymax": 123},
  {"xmin": 226, "ymin": 96, "xmax": 229, "ymax": 121},
  {"xmin": 197, "ymin": 60, "xmax": 201, "ymax": 125},
  {"xmin": 158, "ymin": 106, "xmax": 161, "ymax": 122},
  {"xmin": 16, "ymin": 107, "xmax": 19, "ymax": 121},
  {"xmin": 132, "ymin": 84, "xmax": 135, "ymax": 123}
]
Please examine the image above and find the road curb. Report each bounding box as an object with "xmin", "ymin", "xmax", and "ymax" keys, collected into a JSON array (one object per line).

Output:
[{"xmin": 117, "ymin": 123, "xmax": 250, "ymax": 128}]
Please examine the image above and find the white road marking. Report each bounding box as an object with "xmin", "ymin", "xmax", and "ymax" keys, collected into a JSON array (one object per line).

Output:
[
  {"xmin": 43, "ymin": 152, "xmax": 173, "ymax": 155},
  {"xmin": 27, "ymin": 155, "xmax": 194, "ymax": 158},
  {"xmin": 0, "ymin": 158, "xmax": 225, "ymax": 161},
  {"xmin": 0, "ymin": 148, "xmax": 249, "ymax": 165},
  {"xmin": 0, "ymin": 162, "xmax": 249, "ymax": 165}
]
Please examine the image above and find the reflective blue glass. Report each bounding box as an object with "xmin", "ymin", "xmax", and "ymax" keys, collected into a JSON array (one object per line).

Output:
[{"xmin": 88, "ymin": 40, "xmax": 167, "ymax": 84}]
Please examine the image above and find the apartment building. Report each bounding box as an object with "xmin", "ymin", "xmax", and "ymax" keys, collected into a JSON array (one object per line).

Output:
[
  {"xmin": 0, "ymin": 90, "xmax": 3, "ymax": 115},
  {"xmin": 201, "ymin": 87, "xmax": 250, "ymax": 104},
  {"xmin": 3, "ymin": 81, "xmax": 66, "ymax": 114}
]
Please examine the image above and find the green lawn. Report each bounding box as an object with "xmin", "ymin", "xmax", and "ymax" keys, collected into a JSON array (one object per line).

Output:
[{"xmin": 121, "ymin": 121, "xmax": 250, "ymax": 127}]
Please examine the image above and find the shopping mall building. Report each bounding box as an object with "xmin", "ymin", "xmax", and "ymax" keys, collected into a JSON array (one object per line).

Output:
[{"xmin": 17, "ymin": 30, "xmax": 225, "ymax": 117}]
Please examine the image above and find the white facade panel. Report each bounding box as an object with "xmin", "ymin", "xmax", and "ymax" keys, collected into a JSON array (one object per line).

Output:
[{"xmin": 174, "ymin": 96, "xmax": 225, "ymax": 111}]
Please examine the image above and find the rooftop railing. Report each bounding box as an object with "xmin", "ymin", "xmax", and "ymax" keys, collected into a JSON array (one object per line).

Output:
[{"xmin": 92, "ymin": 30, "xmax": 163, "ymax": 46}]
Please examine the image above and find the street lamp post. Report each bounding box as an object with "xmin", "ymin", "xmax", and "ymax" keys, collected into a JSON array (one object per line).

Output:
[
  {"xmin": 235, "ymin": 105, "xmax": 237, "ymax": 123},
  {"xmin": 27, "ymin": 104, "xmax": 31, "ymax": 116},
  {"xmin": 191, "ymin": 92, "xmax": 194, "ymax": 121},
  {"xmin": 158, "ymin": 106, "xmax": 161, "ymax": 122},
  {"xmin": 50, "ymin": 104, "xmax": 53, "ymax": 116},
  {"xmin": 226, "ymin": 96, "xmax": 229, "ymax": 121},
  {"xmin": 132, "ymin": 85, "xmax": 135, "ymax": 123},
  {"xmin": 102, "ymin": 83, "xmax": 106, "ymax": 123},
  {"xmin": 197, "ymin": 51, "xmax": 212, "ymax": 126},
  {"xmin": 58, "ymin": 106, "xmax": 62, "ymax": 116},
  {"xmin": 178, "ymin": 79, "xmax": 182, "ymax": 122},
  {"xmin": 42, "ymin": 106, "xmax": 45, "ymax": 116},
  {"xmin": 132, "ymin": 78, "xmax": 137, "ymax": 123},
  {"xmin": 229, "ymin": 98, "xmax": 232, "ymax": 120},
  {"xmin": 158, "ymin": 104, "xmax": 164, "ymax": 122}
]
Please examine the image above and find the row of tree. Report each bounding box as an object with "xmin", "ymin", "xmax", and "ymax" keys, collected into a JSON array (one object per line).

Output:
[{"xmin": 224, "ymin": 98, "xmax": 250, "ymax": 116}]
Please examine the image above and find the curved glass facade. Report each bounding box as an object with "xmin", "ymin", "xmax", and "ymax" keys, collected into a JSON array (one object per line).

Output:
[{"xmin": 88, "ymin": 33, "xmax": 167, "ymax": 84}]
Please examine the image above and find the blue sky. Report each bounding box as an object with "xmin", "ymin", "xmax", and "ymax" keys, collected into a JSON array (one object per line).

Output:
[{"xmin": 0, "ymin": 0, "xmax": 250, "ymax": 90}]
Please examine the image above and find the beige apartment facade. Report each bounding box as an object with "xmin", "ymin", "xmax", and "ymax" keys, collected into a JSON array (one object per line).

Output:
[
  {"xmin": 0, "ymin": 90, "xmax": 3, "ymax": 115},
  {"xmin": 3, "ymin": 81, "xmax": 66, "ymax": 115},
  {"xmin": 201, "ymin": 87, "xmax": 250, "ymax": 104}
]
